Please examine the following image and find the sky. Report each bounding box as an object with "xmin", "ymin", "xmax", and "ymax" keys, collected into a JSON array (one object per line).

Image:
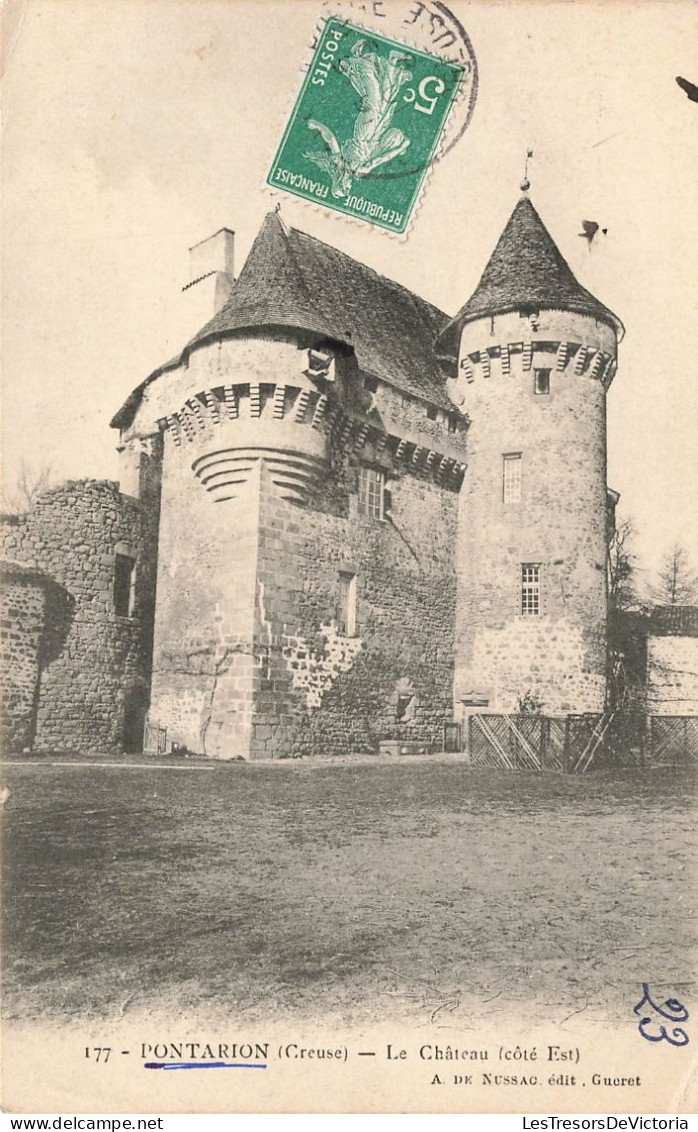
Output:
[{"xmin": 2, "ymin": 0, "xmax": 697, "ymax": 587}]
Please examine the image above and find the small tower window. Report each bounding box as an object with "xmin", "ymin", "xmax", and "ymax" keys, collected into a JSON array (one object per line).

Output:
[
  {"xmin": 396, "ymin": 693, "xmax": 414, "ymax": 721},
  {"xmin": 521, "ymin": 564, "xmax": 541, "ymax": 616},
  {"xmin": 114, "ymin": 554, "xmax": 136, "ymax": 617},
  {"xmin": 534, "ymin": 368, "xmax": 551, "ymax": 395},
  {"xmin": 503, "ymin": 453, "xmax": 522, "ymax": 503},
  {"xmin": 358, "ymin": 466, "xmax": 385, "ymax": 520},
  {"xmin": 426, "ymin": 405, "xmax": 438, "ymax": 420},
  {"xmin": 338, "ymin": 572, "xmax": 357, "ymax": 636},
  {"xmin": 307, "ymin": 348, "xmax": 334, "ymax": 380}
]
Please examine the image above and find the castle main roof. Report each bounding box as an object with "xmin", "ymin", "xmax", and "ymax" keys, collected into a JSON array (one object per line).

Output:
[
  {"xmin": 435, "ymin": 196, "xmax": 623, "ymax": 357},
  {"xmin": 112, "ymin": 211, "xmax": 451, "ymax": 429}
]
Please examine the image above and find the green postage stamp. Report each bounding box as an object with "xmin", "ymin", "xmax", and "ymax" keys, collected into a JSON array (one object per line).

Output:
[{"xmin": 267, "ymin": 17, "xmax": 467, "ymax": 234}]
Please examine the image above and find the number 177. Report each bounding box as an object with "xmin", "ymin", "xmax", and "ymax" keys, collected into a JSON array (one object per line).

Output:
[{"xmin": 85, "ymin": 1047, "xmax": 111, "ymax": 1063}]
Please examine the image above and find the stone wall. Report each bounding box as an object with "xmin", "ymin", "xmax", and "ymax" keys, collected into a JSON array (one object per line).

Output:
[
  {"xmin": 0, "ymin": 564, "xmax": 46, "ymax": 751},
  {"xmin": 647, "ymin": 636, "xmax": 698, "ymax": 716},
  {"xmin": 250, "ymin": 453, "xmax": 459, "ymax": 758},
  {"xmin": 147, "ymin": 333, "xmax": 464, "ymax": 758},
  {"xmin": 121, "ymin": 333, "xmax": 467, "ymax": 448},
  {"xmin": 0, "ymin": 474, "xmax": 160, "ymax": 753},
  {"xmin": 149, "ymin": 439, "xmax": 260, "ymax": 757}
]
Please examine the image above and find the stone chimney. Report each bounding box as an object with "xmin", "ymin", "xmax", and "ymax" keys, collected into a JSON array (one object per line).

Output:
[{"xmin": 182, "ymin": 228, "xmax": 235, "ymax": 326}]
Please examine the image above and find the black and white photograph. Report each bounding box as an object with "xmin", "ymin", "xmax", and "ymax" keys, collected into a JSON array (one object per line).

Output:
[{"xmin": 1, "ymin": 0, "xmax": 696, "ymax": 1115}]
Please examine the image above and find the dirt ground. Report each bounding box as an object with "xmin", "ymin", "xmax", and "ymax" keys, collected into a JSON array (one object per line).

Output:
[{"xmin": 1, "ymin": 759, "xmax": 695, "ymax": 1030}]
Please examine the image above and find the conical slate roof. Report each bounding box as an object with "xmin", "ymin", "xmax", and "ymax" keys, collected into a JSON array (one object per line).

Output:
[
  {"xmin": 435, "ymin": 196, "xmax": 623, "ymax": 357},
  {"xmin": 111, "ymin": 212, "xmax": 452, "ymax": 429},
  {"xmin": 186, "ymin": 211, "xmax": 331, "ymax": 345}
]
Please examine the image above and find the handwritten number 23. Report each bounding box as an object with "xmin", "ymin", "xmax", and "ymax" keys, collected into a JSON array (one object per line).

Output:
[{"xmin": 634, "ymin": 984, "xmax": 689, "ymax": 1046}]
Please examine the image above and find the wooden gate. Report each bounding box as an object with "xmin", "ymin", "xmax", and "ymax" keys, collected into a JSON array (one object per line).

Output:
[
  {"xmin": 443, "ymin": 722, "xmax": 462, "ymax": 753},
  {"xmin": 143, "ymin": 718, "xmax": 168, "ymax": 756},
  {"xmin": 565, "ymin": 713, "xmax": 614, "ymax": 774}
]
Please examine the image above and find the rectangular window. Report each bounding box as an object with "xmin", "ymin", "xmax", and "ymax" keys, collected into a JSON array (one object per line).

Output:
[
  {"xmin": 113, "ymin": 554, "xmax": 136, "ymax": 617},
  {"xmin": 358, "ymin": 465, "xmax": 385, "ymax": 520},
  {"xmin": 426, "ymin": 405, "xmax": 438, "ymax": 420},
  {"xmin": 396, "ymin": 693, "xmax": 414, "ymax": 721},
  {"xmin": 338, "ymin": 572, "xmax": 357, "ymax": 636},
  {"xmin": 521, "ymin": 563, "xmax": 541, "ymax": 616},
  {"xmin": 503, "ymin": 453, "xmax": 522, "ymax": 502},
  {"xmin": 534, "ymin": 368, "xmax": 551, "ymax": 394}
]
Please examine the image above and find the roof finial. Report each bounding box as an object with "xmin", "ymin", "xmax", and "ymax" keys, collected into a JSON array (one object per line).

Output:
[
  {"xmin": 274, "ymin": 201, "xmax": 282, "ymax": 213},
  {"xmin": 521, "ymin": 149, "xmax": 533, "ymax": 194}
]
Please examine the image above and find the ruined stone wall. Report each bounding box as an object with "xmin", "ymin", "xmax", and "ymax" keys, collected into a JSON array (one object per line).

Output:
[
  {"xmin": 0, "ymin": 566, "xmax": 46, "ymax": 751},
  {"xmin": 647, "ymin": 636, "xmax": 698, "ymax": 716},
  {"xmin": 449, "ymin": 310, "xmax": 616, "ymax": 718},
  {"xmin": 0, "ymin": 476, "xmax": 159, "ymax": 752}
]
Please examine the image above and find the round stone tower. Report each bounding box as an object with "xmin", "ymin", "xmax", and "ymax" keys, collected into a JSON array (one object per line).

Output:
[
  {"xmin": 112, "ymin": 211, "xmax": 362, "ymax": 758},
  {"xmin": 436, "ymin": 191, "xmax": 623, "ymax": 720}
]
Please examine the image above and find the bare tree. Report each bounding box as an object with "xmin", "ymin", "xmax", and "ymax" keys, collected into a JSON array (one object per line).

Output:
[
  {"xmin": 608, "ymin": 515, "xmax": 640, "ymax": 612},
  {"xmin": 0, "ymin": 461, "xmax": 53, "ymax": 514},
  {"xmin": 606, "ymin": 515, "xmax": 652, "ymax": 710},
  {"xmin": 650, "ymin": 543, "xmax": 698, "ymax": 606}
]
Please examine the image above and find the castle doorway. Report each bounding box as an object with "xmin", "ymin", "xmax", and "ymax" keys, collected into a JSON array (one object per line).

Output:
[{"xmin": 122, "ymin": 683, "xmax": 149, "ymax": 753}]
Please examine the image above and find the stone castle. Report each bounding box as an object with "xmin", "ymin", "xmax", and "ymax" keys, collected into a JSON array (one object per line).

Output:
[{"xmin": 0, "ymin": 191, "xmax": 624, "ymax": 759}]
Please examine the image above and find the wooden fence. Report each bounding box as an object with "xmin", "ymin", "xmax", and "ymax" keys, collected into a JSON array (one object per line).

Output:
[
  {"xmin": 467, "ymin": 712, "xmax": 698, "ymax": 774},
  {"xmin": 647, "ymin": 716, "xmax": 698, "ymax": 767}
]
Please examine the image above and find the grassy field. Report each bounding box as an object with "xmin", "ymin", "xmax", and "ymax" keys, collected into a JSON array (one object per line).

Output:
[{"xmin": 1, "ymin": 759, "xmax": 695, "ymax": 1029}]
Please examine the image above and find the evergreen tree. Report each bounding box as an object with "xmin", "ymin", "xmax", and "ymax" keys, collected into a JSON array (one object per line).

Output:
[{"xmin": 650, "ymin": 544, "xmax": 698, "ymax": 606}]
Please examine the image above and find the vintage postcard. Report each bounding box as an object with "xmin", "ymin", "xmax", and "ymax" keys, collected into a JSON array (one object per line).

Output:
[{"xmin": 1, "ymin": 0, "xmax": 697, "ymax": 1117}]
